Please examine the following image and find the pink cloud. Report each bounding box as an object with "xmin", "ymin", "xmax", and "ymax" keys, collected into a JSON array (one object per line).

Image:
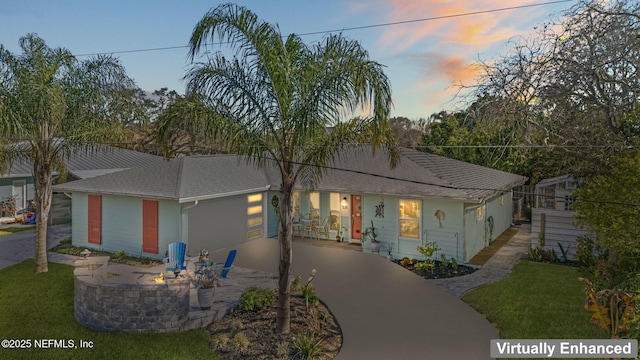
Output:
[{"xmin": 361, "ymin": 0, "xmax": 545, "ymax": 52}]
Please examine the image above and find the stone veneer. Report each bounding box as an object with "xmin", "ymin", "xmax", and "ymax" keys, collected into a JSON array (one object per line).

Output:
[{"xmin": 74, "ymin": 257, "xmax": 192, "ymax": 333}]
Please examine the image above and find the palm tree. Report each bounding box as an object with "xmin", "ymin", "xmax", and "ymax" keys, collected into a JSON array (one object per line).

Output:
[
  {"xmin": 159, "ymin": 3, "xmax": 398, "ymax": 334},
  {"xmin": 0, "ymin": 34, "xmax": 140, "ymax": 273}
]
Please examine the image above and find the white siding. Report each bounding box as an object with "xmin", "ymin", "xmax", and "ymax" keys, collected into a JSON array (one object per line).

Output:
[
  {"xmin": 71, "ymin": 193, "xmax": 180, "ymax": 259},
  {"xmin": 531, "ymin": 208, "xmax": 591, "ymax": 260}
]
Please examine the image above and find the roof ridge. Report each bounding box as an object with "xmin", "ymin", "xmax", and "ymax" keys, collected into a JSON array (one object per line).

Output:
[{"xmin": 399, "ymin": 148, "xmax": 462, "ymax": 191}]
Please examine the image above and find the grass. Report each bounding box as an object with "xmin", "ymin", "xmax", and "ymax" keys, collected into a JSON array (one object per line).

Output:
[
  {"xmin": 0, "ymin": 260, "xmax": 217, "ymax": 360},
  {"xmin": 0, "ymin": 225, "xmax": 36, "ymax": 236},
  {"xmin": 463, "ymin": 260, "xmax": 609, "ymax": 340}
]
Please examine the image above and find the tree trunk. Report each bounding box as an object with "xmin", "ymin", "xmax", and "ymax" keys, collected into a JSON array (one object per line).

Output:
[
  {"xmin": 33, "ymin": 157, "xmax": 53, "ymax": 273},
  {"xmin": 276, "ymin": 180, "xmax": 295, "ymax": 334}
]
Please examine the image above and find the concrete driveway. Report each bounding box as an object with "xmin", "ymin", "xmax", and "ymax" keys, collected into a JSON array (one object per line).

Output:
[
  {"xmin": 0, "ymin": 224, "xmax": 71, "ymax": 270},
  {"xmin": 219, "ymin": 237, "xmax": 498, "ymax": 359}
]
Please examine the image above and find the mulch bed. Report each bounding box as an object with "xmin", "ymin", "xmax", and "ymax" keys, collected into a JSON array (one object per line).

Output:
[{"xmin": 393, "ymin": 259, "xmax": 478, "ymax": 279}]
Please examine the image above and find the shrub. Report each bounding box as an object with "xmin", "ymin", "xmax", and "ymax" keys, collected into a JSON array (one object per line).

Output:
[
  {"xmin": 111, "ymin": 250, "xmax": 127, "ymax": 262},
  {"xmin": 211, "ymin": 333, "xmax": 229, "ymax": 349},
  {"xmin": 238, "ymin": 287, "xmax": 276, "ymax": 312},
  {"xmin": 450, "ymin": 257, "xmax": 458, "ymax": 270},
  {"xmin": 231, "ymin": 332, "xmax": 249, "ymax": 351},
  {"xmin": 528, "ymin": 246, "xmax": 543, "ymax": 262},
  {"xmin": 276, "ymin": 341, "xmax": 290, "ymax": 358},
  {"xmin": 575, "ymin": 236, "xmax": 595, "ymax": 266},
  {"xmin": 293, "ymin": 333, "xmax": 325, "ymax": 360}
]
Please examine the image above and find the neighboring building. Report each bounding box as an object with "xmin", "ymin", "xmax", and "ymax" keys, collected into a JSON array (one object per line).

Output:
[
  {"xmin": 54, "ymin": 147, "xmax": 527, "ymax": 263},
  {"xmin": 530, "ymin": 175, "xmax": 589, "ymax": 260},
  {"xmin": 1, "ymin": 145, "xmax": 163, "ymax": 213}
]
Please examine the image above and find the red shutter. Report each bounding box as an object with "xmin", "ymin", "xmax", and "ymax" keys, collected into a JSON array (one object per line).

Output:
[
  {"xmin": 88, "ymin": 195, "xmax": 101, "ymax": 244},
  {"xmin": 142, "ymin": 200, "xmax": 159, "ymax": 254}
]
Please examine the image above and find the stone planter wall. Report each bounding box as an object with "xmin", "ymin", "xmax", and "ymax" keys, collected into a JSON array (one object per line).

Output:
[{"xmin": 74, "ymin": 261, "xmax": 191, "ymax": 333}]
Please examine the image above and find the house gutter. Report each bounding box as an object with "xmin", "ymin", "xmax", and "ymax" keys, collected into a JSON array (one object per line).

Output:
[{"xmin": 178, "ymin": 185, "xmax": 271, "ymax": 204}]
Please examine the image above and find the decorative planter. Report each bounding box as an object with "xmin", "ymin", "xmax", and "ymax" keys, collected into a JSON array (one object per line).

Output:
[
  {"xmin": 197, "ymin": 287, "xmax": 216, "ymax": 310},
  {"xmin": 370, "ymin": 241, "xmax": 381, "ymax": 252}
]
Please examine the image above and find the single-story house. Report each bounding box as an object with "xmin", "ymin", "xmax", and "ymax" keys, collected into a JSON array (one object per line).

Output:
[
  {"xmin": 1, "ymin": 144, "xmax": 163, "ymax": 213},
  {"xmin": 53, "ymin": 146, "xmax": 527, "ymax": 263},
  {"xmin": 531, "ymin": 174, "xmax": 590, "ymax": 260}
]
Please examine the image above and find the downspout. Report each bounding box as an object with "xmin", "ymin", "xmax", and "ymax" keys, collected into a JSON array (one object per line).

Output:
[{"xmin": 180, "ymin": 200, "xmax": 199, "ymax": 244}]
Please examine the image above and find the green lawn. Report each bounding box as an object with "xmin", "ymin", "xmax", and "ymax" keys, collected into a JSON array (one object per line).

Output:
[
  {"xmin": 462, "ymin": 260, "xmax": 609, "ymax": 340},
  {"xmin": 0, "ymin": 260, "xmax": 217, "ymax": 360},
  {"xmin": 0, "ymin": 226, "xmax": 35, "ymax": 237}
]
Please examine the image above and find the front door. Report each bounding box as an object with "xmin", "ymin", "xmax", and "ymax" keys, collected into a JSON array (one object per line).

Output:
[{"xmin": 351, "ymin": 194, "xmax": 362, "ymax": 240}]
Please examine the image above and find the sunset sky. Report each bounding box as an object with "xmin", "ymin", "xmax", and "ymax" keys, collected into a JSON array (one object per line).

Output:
[{"xmin": 0, "ymin": 0, "xmax": 577, "ymax": 120}]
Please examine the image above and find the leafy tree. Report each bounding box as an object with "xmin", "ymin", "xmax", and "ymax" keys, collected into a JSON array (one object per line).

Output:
[
  {"xmin": 388, "ymin": 116, "xmax": 429, "ymax": 149},
  {"xmin": 573, "ymin": 151, "xmax": 640, "ymax": 290},
  {"xmin": 0, "ymin": 34, "xmax": 138, "ymax": 273},
  {"xmin": 468, "ymin": 0, "xmax": 640, "ymax": 176},
  {"xmin": 158, "ymin": 3, "xmax": 397, "ymax": 334}
]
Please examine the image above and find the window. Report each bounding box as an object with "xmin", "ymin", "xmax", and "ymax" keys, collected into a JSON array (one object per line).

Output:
[
  {"xmin": 399, "ymin": 199, "xmax": 421, "ymax": 239},
  {"xmin": 564, "ymin": 195, "xmax": 575, "ymax": 211},
  {"xmin": 247, "ymin": 205, "xmax": 262, "ymax": 215},
  {"xmin": 247, "ymin": 217, "xmax": 262, "ymax": 227},
  {"xmin": 142, "ymin": 200, "xmax": 159, "ymax": 254},
  {"xmin": 247, "ymin": 193, "xmax": 263, "ymax": 239},
  {"xmin": 476, "ymin": 206, "xmax": 484, "ymax": 221},
  {"xmin": 88, "ymin": 194, "xmax": 102, "ymax": 244},
  {"xmin": 309, "ymin": 192, "xmax": 319, "ymax": 220},
  {"xmin": 329, "ymin": 193, "xmax": 341, "ymax": 231},
  {"xmin": 499, "ymin": 194, "xmax": 504, "ymax": 206}
]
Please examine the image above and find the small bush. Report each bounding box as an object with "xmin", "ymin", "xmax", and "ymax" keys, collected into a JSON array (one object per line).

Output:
[
  {"xmin": 231, "ymin": 332, "xmax": 250, "ymax": 351},
  {"xmin": 528, "ymin": 246, "xmax": 543, "ymax": 262},
  {"xmin": 276, "ymin": 341, "xmax": 290, "ymax": 358},
  {"xmin": 230, "ymin": 319, "xmax": 243, "ymax": 335},
  {"xmin": 238, "ymin": 287, "xmax": 276, "ymax": 312},
  {"xmin": 302, "ymin": 283, "xmax": 319, "ymax": 307},
  {"xmin": 111, "ymin": 250, "xmax": 127, "ymax": 262},
  {"xmin": 293, "ymin": 333, "xmax": 325, "ymax": 360},
  {"xmin": 211, "ymin": 333, "xmax": 229, "ymax": 349}
]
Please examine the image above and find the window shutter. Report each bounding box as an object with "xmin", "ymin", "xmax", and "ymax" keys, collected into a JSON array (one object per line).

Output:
[
  {"xmin": 88, "ymin": 195, "xmax": 101, "ymax": 244},
  {"xmin": 142, "ymin": 200, "xmax": 159, "ymax": 253}
]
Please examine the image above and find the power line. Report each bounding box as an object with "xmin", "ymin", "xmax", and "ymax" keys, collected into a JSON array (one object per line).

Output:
[{"xmin": 74, "ymin": 0, "xmax": 576, "ymax": 57}]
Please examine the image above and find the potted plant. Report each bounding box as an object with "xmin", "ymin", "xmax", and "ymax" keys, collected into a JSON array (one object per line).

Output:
[
  {"xmin": 362, "ymin": 220, "xmax": 381, "ymax": 252},
  {"xmin": 194, "ymin": 263, "xmax": 219, "ymax": 310}
]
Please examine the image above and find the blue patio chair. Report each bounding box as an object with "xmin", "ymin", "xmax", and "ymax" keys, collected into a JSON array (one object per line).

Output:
[
  {"xmin": 165, "ymin": 242, "xmax": 187, "ymax": 275},
  {"xmin": 214, "ymin": 249, "xmax": 237, "ymax": 279}
]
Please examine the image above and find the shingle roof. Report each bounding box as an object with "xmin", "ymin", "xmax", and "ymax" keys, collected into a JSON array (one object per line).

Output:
[
  {"xmin": 53, "ymin": 155, "xmax": 271, "ymax": 202},
  {"xmin": 398, "ymin": 148, "xmax": 528, "ymax": 201},
  {"xmin": 53, "ymin": 147, "xmax": 527, "ymax": 203},
  {"xmin": 2, "ymin": 145, "xmax": 164, "ymax": 179}
]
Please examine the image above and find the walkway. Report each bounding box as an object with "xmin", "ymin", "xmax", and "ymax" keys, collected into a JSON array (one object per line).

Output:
[{"xmin": 430, "ymin": 223, "xmax": 531, "ymax": 298}]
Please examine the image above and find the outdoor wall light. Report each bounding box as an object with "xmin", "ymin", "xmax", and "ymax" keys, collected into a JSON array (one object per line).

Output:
[{"xmin": 341, "ymin": 197, "xmax": 348, "ymax": 209}]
